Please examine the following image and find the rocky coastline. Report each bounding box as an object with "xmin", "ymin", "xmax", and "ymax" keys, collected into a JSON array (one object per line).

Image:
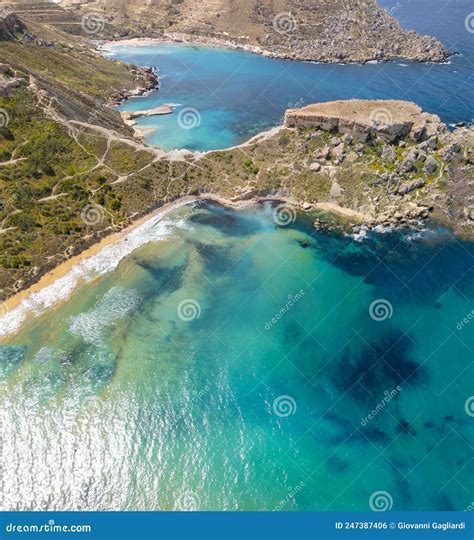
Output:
[
  {"xmin": 61, "ymin": 0, "xmax": 452, "ymax": 65},
  {"xmin": 108, "ymin": 65, "xmax": 159, "ymax": 106},
  {"xmin": 1, "ymin": 65, "xmax": 473, "ymax": 304},
  {"xmin": 110, "ymin": 31, "xmax": 453, "ymax": 66}
]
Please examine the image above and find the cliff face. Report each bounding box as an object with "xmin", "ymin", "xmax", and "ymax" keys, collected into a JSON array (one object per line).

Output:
[
  {"xmin": 59, "ymin": 0, "xmax": 450, "ymax": 63},
  {"xmin": 285, "ymin": 100, "xmax": 445, "ymax": 143},
  {"xmin": 0, "ymin": 9, "xmax": 26, "ymax": 40}
]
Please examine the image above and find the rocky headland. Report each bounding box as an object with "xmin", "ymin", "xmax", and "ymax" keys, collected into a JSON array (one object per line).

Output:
[
  {"xmin": 283, "ymin": 100, "xmax": 473, "ymax": 232},
  {"xmin": 58, "ymin": 0, "xmax": 452, "ymax": 64}
]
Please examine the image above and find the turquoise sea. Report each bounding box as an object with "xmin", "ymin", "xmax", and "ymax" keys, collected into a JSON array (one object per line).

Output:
[
  {"xmin": 1, "ymin": 202, "xmax": 473, "ymax": 510},
  {"xmin": 111, "ymin": 0, "xmax": 474, "ymax": 151},
  {"xmin": 1, "ymin": 0, "xmax": 473, "ymax": 513}
]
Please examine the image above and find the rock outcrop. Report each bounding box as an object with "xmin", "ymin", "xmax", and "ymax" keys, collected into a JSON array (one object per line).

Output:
[
  {"xmin": 0, "ymin": 8, "xmax": 26, "ymax": 40},
  {"xmin": 0, "ymin": 62, "xmax": 25, "ymax": 97},
  {"xmin": 285, "ymin": 100, "xmax": 446, "ymax": 143}
]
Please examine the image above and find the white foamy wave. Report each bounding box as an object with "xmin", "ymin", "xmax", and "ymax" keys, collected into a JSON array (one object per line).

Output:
[
  {"xmin": 69, "ymin": 287, "xmax": 141, "ymax": 345},
  {"xmin": 373, "ymin": 224, "xmax": 395, "ymax": 234},
  {"xmin": 351, "ymin": 226, "xmax": 369, "ymax": 242},
  {"xmin": 0, "ymin": 208, "xmax": 193, "ymax": 339},
  {"xmin": 32, "ymin": 347, "xmax": 60, "ymax": 365}
]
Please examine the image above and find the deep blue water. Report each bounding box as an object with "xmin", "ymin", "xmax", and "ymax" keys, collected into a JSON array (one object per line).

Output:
[{"xmin": 109, "ymin": 0, "xmax": 474, "ymax": 151}]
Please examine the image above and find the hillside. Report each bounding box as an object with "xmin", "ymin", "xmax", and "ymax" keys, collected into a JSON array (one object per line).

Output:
[
  {"xmin": 59, "ymin": 0, "xmax": 451, "ymax": 63},
  {"xmin": 1, "ymin": 77, "xmax": 473, "ymax": 301},
  {"xmin": 0, "ymin": 1, "xmax": 470, "ymax": 306}
]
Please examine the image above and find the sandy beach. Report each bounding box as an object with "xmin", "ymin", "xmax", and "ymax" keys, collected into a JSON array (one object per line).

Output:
[
  {"xmin": 0, "ymin": 197, "xmax": 197, "ymax": 338},
  {"xmin": 0, "ymin": 191, "xmax": 370, "ymax": 339}
]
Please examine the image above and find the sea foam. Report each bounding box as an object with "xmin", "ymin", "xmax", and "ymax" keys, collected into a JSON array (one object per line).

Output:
[{"xmin": 0, "ymin": 209, "xmax": 192, "ymax": 339}]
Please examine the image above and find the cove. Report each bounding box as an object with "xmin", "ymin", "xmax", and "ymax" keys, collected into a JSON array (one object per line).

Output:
[
  {"xmin": 1, "ymin": 202, "xmax": 473, "ymax": 510},
  {"xmin": 109, "ymin": 0, "xmax": 474, "ymax": 151}
]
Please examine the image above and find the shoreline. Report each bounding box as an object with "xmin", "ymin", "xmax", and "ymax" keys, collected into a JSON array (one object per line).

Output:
[
  {"xmin": 0, "ymin": 193, "xmax": 368, "ymax": 339},
  {"xmin": 2, "ymin": 186, "xmax": 469, "ymax": 340},
  {"xmin": 102, "ymin": 34, "xmax": 453, "ymax": 65},
  {"xmin": 0, "ymin": 197, "xmax": 196, "ymax": 339}
]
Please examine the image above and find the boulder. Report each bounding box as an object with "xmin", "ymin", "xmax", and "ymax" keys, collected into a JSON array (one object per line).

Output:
[
  {"xmin": 399, "ymin": 157, "xmax": 416, "ymax": 173},
  {"xmin": 397, "ymin": 178, "xmax": 426, "ymax": 195},
  {"xmin": 424, "ymin": 157, "xmax": 438, "ymax": 175},
  {"xmin": 331, "ymin": 143, "xmax": 345, "ymax": 161}
]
